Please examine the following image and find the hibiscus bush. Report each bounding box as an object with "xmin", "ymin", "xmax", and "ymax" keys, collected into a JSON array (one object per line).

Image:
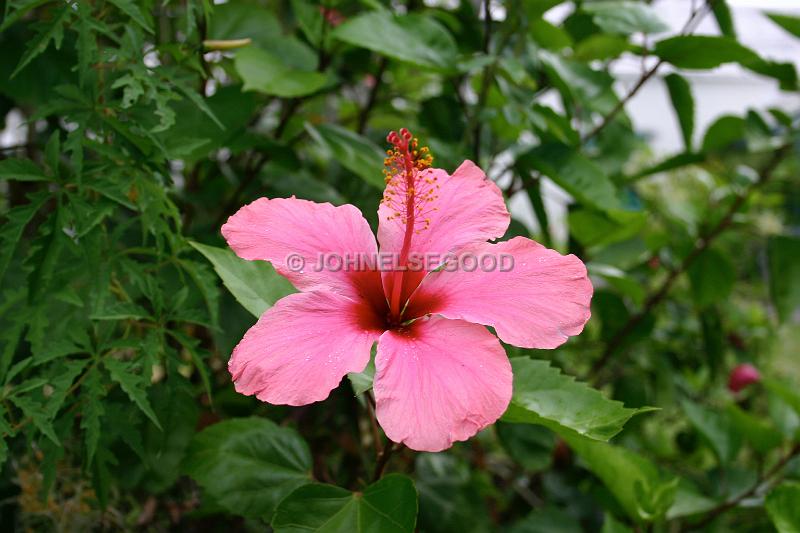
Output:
[{"xmin": 1, "ymin": 0, "xmax": 800, "ymax": 530}]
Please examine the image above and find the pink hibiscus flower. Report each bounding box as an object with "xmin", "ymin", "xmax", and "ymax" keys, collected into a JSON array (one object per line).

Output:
[{"xmin": 221, "ymin": 129, "xmax": 593, "ymax": 452}]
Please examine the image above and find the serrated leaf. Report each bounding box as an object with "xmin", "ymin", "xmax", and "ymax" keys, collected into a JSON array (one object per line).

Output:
[
  {"xmin": 10, "ymin": 395, "xmax": 60, "ymax": 445},
  {"xmin": 11, "ymin": 6, "xmax": 70, "ymax": 78},
  {"xmin": 183, "ymin": 418, "xmax": 312, "ymax": 519},
  {"xmin": 104, "ymin": 359, "xmax": 161, "ymax": 430},
  {"xmin": 306, "ymin": 123, "xmax": 386, "ymax": 189},
  {"xmin": 189, "ymin": 241, "xmax": 294, "ymax": 318},
  {"xmin": 106, "ymin": 0, "xmax": 153, "ymax": 33},
  {"xmin": 80, "ymin": 367, "xmax": 105, "ymax": 466},
  {"xmin": 0, "ymin": 159, "xmax": 48, "ymax": 182},
  {"xmin": 0, "ymin": 193, "xmax": 49, "ymax": 285},
  {"xmin": 502, "ymin": 358, "xmax": 654, "ymax": 441},
  {"xmin": 272, "ymin": 474, "xmax": 418, "ymax": 533}
]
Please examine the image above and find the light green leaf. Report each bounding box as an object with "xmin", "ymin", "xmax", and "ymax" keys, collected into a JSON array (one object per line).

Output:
[
  {"xmin": 272, "ymin": 474, "xmax": 417, "ymax": 532},
  {"xmin": 566, "ymin": 434, "xmax": 678, "ymax": 522},
  {"xmin": 104, "ymin": 359, "xmax": 161, "ymax": 430},
  {"xmin": 0, "ymin": 159, "xmax": 48, "ymax": 182},
  {"xmin": 583, "ymin": 1, "xmax": 669, "ymax": 35},
  {"xmin": 183, "ymin": 418, "xmax": 312, "ymax": 519},
  {"xmin": 681, "ymin": 400, "xmax": 741, "ymax": 464},
  {"xmin": 654, "ymin": 36, "xmax": 758, "ymax": 69},
  {"xmin": 235, "ymin": 46, "xmax": 329, "ymax": 98},
  {"xmin": 767, "ymin": 235, "xmax": 800, "ymax": 322},
  {"xmin": 189, "ymin": 241, "xmax": 295, "ymax": 318},
  {"xmin": 517, "ymin": 144, "xmax": 620, "ymax": 212},
  {"xmin": 701, "ymin": 115, "xmax": 746, "ymax": 152},
  {"xmin": 332, "ymin": 11, "xmax": 457, "ymax": 70},
  {"xmin": 766, "ymin": 482, "xmax": 800, "ymax": 533},
  {"xmin": 306, "ymin": 123, "xmax": 386, "ymax": 189},
  {"xmin": 502, "ymin": 358, "xmax": 655, "ymax": 441},
  {"xmin": 664, "ymin": 73, "xmax": 694, "ymax": 151}
]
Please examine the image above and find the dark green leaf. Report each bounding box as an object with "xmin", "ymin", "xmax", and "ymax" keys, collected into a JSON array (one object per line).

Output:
[
  {"xmin": 183, "ymin": 418, "xmax": 312, "ymax": 519},
  {"xmin": 272, "ymin": 474, "xmax": 418, "ymax": 532},
  {"xmin": 681, "ymin": 400, "xmax": 741, "ymax": 464},
  {"xmin": 104, "ymin": 359, "xmax": 161, "ymax": 430},
  {"xmin": 306, "ymin": 123, "xmax": 386, "ymax": 189},
  {"xmin": 687, "ymin": 248, "xmax": 735, "ymax": 307},
  {"xmin": 0, "ymin": 159, "xmax": 48, "ymax": 182},
  {"xmin": 332, "ymin": 11, "xmax": 457, "ymax": 70},
  {"xmin": 664, "ymin": 73, "xmax": 694, "ymax": 151},
  {"xmin": 712, "ymin": 1, "xmax": 736, "ymax": 38},
  {"xmin": 767, "ymin": 13, "xmax": 800, "ymax": 39}
]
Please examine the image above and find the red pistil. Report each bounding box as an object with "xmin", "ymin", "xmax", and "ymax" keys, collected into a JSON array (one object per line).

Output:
[{"xmin": 381, "ymin": 128, "xmax": 436, "ymax": 322}]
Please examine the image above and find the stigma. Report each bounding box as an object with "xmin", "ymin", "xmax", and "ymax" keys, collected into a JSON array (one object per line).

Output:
[{"xmin": 381, "ymin": 128, "xmax": 438, "ymax": 233}]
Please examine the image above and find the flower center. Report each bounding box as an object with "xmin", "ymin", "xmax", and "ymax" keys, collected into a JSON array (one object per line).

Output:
[{"xmin": 381, "ymin": 129, "xmax": 438, "ymax": 322}]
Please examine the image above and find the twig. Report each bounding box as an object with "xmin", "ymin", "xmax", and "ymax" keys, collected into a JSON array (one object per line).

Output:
[
  {"xmin": 357, "ymin": 57, "xmax": 387, "ymax": 134},
  {"xmin": 372, "ymin": 441, "xmax": 398, "ymax": 482},
  {"xmin": 581, "ymin": 1, "xmax": 713, "ymax": 144},
  {"xmin": 685, "ymin": 443, "xmax": 800, "ymax": 530},
  {"xmin": 587, "ymin": 144, "xmax": 792, "ymax": 384}
]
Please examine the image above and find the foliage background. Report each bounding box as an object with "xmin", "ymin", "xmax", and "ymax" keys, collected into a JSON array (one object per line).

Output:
[{"xmin": 0, "ymin": 0, "xmax": 799, "ymax": 530}]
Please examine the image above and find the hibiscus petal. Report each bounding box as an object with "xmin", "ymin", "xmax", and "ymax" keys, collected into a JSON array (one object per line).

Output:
[
  {"xmin": 222, "ymin": 197, "xmax": 383, "ymax": 302},
  {"xmin": 377, "ymin": 161, "xmax": 510, "ymax": 303},
  {"xmin": 373, "ymin": 316, "xmax": 512, "ymax": 452},
  {"xmin": 406, "ymin": 237, "xmax": 593, "ymax": 349},
  {"xmin": 229, "ymin": 291, "xmax": 384, "ymax": 406}
]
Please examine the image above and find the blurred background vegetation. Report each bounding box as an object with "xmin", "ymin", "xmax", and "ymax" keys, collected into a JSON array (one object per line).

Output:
[{"xmin": 0, "ymin": 0, "xmax": 799, "ymax": 531}]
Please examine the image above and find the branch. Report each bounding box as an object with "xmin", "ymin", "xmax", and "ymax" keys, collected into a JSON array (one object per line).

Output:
[
  {"xmin": 587, "ymin": 143, "xmax": 792, "ymax": 384},
  {"xmin": 686, "ymin": 443, "xmax": 800, "ymax": 530}
]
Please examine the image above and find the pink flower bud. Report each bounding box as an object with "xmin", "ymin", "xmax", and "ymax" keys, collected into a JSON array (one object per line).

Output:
[{"xmin": 728, "ymin": 363, "xmax": 761, "ymax": 393}]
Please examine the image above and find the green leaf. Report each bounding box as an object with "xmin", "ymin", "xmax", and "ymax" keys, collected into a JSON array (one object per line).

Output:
[
  {"xmin": 0, "ymin": 193, "xmax": 49, "ymax": 285},
  {"xmin": 11, "ymin": 6, "xmax": 70, "ymax": 78},
  {"xmin": 502, "ymin": 358, "xmax": 655, "ymax": 441},
  {"xmin": 306, "ymin": 123, "xmax": 386, "ymax": 189},
  {"xmin": 332, "ymin": 11, "xmax": 457, "ymax": 70},
  {"xmin": 664, "ymin": 74, "xmax": 694, "ymax": 151},
  {"xmin": 80, "ymin": 366, "xmax": 105, "ymax": 466},
  {"xmin": 104, "ymin": 359, "xmax": 161, "ymax": 430},
  {"xmin": 727, "ymin": 404, "xmax": 783, "ymax": 454},
  {"xmin": 496, "ymin": 422, "xmax": 555, "ymax": 472},
  {"xmin": 654, "ymin": 36, "xmax": 758, "ymax": 69},
  {"xmin": 235, "ymin": 46, "xmax": 329, "ymax": 98},
  {"xmin": 272, "ymin": 474, "xmax": 418, "ymax": 532},
  {"xmin": 767, "ymin": 13, "xmax": 800, "ymax": 39},
  {"xmin": 767, "ymin": 235, "xmax": 800, "ymax": 322},
  {"xmin": 764, "ymin": 378, "xmax": 800, "ymax": 418},
  {"xmin": 348, "ymin": 345, "xmax": 376, "ymax": 396},
  {"xmin": 687, "ymin": 248, "xmax": 735, "ymax": 308},
  {"xmin": 183, "ymin": 418, "xmax": 312, "ymax": 519},
  {"xmin": 530, "ymin": 19, "xmax": 572, "ymax": 51},
  {"xmin": 583, "ymin": 1, "xmax": 669, "ymax": 35},
  {"xmin": 680, "ymin": 400, "xmax": 741, "ymax": 464},
  {"xmin": 0, "ymin": 159, "xmax": 48, "ymax": 182},
  {"xmin": 712, "ymin": 0, "xmax": 736, "ymax": 38},
  {"xmin": 565, "ymin": 434, "xmax": 678, "ymax": 522},
  {"xmin": 189, "ymin": 241, "xmax": 295, "ymax": 318},
  {"xmin": 701, "ymin": 115, "xmax": 746, "ymax": 152},
  {"xmin": 517, "ymin": 144, "xmax": 620, "ymax": 212},
  {"xmin": 9, "ymin": 394, "xmax": 60, "ymax": 445},
  {"xmin": 106, "ymin": 0, "xmax": 154, "ymax": 33},
  {"xmin": 766, "ymin": 482, "xmax": 800, "ymax": 533}
]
